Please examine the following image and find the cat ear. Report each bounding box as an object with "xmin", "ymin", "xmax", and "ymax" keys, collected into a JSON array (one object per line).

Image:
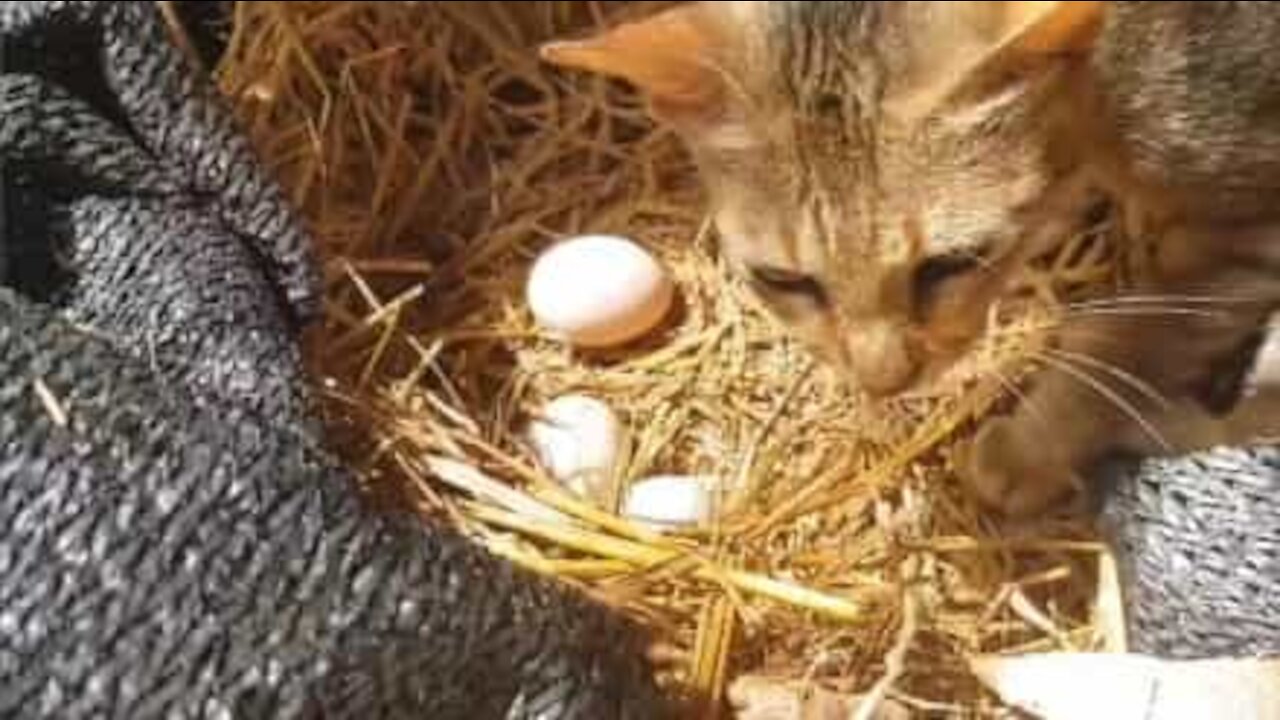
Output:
[
  {"xmin": 890, "ymin": 1, "xmax": 1105, "ymax": 119},
  {"xmin": 540, "ymin": 5, "xmax": 728, "ymax": 129},
  {"xmin": 994, "ymin": 1, "xmax": 1105, "ymax": 56}
]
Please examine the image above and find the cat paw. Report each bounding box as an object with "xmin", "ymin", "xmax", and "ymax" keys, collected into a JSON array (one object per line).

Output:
[{"xmin": 958, "ymin": 416, "xmax": 1083, "ymax": 517}]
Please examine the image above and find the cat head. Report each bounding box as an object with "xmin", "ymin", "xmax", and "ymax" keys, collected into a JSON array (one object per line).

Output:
[{"xmin": 543, "ymin": 1, "xmax": 1104, "ymax": 396}]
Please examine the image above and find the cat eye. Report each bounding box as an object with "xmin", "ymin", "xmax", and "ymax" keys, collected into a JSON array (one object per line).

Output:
[
  {"xmin": 747, "ymin": 265, "xmax": 828, "ymax": 306},
  {"xmin": 914, "ymin": 252, "xmax": 981, "ymax": 290},
  {"xmin": 911, "ymin": 250, "xmax": 987, "ymax": 313}
]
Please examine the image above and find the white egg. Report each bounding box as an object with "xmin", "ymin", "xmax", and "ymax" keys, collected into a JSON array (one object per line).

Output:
[
  {"xmin": 526, "ymin": 395, "xmax": 624, "ymax": 507},
  {"xmin": 622, "ymin": 475, "xmax": 715, "ymax": 529},
  {"xmin": 527, "ymin": 235, "xmax": 674, "ymax": 348}
]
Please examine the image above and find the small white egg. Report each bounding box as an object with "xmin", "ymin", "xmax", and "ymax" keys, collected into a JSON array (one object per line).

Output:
[
  {"xmin": 622, "ymin": 475, "xmax": 715, "ymax": 529},
  {"xmin": 526, "ymin": 395, "xmax": 624, "ymax": 507},
  {"xmin": 527, "ymin": 235, "xmax": 675, "ymax": 348}
]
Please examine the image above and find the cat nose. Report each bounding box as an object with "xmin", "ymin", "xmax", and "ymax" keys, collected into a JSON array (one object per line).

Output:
[{"xmin": 844, "ymin": 322, "xmax": 921, "ymax": 397}]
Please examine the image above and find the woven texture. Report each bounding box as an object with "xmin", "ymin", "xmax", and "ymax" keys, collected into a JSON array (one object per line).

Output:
[
  {"xmin": 0, "ymin": 292, "xmax": 673, "ymax": 719},
  {"xmin": 0, "ymin": 3, "xmax": 673, "ymax": 718},
  {"xmin": 1100, "ymin": 446, "xmax": 1280, "ymax": 660}
]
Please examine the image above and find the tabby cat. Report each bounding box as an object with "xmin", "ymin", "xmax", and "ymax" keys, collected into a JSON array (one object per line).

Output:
[{"xmin": 542, "ymin": 1, "xmax": 1280, "ymax": 516}]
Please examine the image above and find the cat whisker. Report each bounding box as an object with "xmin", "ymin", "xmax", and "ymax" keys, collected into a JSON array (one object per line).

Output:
[
  {"xmin": 987, "ymin": 365, "xmax": 1054, "ymax": 436},
  {"xmin": 1063, "ymin": 293, "xmax": 1270, "ymax": 311},
  {"xmin": 981, "ymin": 319, "xmax": 1183, "ymax": 351},
  {"xmin": 979, "ymin": 308, "xmax": 1232, "ymax": 346},
  {"xmin": 1029, "ymin": 351, "xmax": 1173, "ymax": 452},
  {"xmin": 979, "ymin": 294, "xmax": 1264, "ymax": 343},
  {"xmin": 1059, "ymin": 307, "xmax": 1233, "ymax": 322},
  {"xmin": 1039, "ymin": 347, "xmax": 1172, "ymax": 411}
]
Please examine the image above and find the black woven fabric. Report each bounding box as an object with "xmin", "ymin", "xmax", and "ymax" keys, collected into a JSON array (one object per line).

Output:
[
  {"xmin": 0, "ymin": 2, "xmax": 674, "ymax": 718},
  {"xmin": 0, "ymin": 292, "xmax": 673, "ymax": 719}
]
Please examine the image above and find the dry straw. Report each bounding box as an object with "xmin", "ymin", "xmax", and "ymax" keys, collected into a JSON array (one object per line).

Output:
[{"xmin": 215, "ymin": 1, "xmax": 1119, "ymax": 713}]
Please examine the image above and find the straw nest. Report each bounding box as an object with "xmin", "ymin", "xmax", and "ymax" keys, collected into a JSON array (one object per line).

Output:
[{"xmin": 214, "ymin": 1, "xmax": 1124, "ymax": 714}]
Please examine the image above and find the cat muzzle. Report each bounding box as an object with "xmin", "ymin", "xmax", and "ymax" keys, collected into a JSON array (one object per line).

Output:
[{"xmin": 842, "ymin": 322, "xmax": 923, "ymax": 397}]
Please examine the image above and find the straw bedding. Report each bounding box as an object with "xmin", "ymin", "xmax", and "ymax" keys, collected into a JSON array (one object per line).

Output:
[{"xmin": 214, "ymin": 1, "xmax": 1121, "ymax": 713}]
